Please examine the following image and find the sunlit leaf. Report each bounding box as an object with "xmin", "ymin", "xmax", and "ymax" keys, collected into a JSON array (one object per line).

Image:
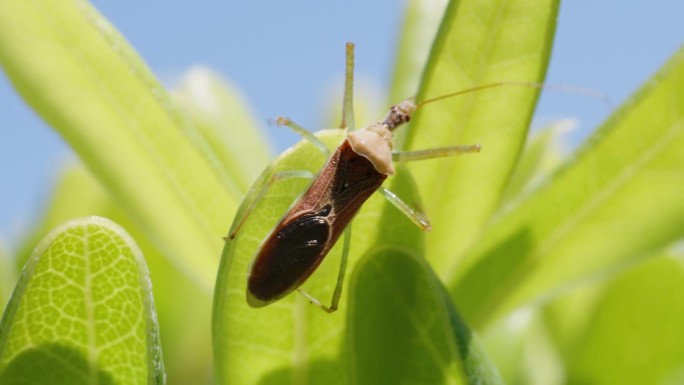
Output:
[
  {"xmin": 452, "ymin": 47, "xmax": 684, "ymax": 327},
  {"xmin": 0, "ymin": 0, "xmax": 236, "ymax": 289},
  {"xmin": 348, "ymin": 246, "xmax": 504, "ymax": 385},
  {"xmin": 403, "ymin": 0, "xmax": 559, "ymax": 277},
  {"xmin": 172, "ymin": 67, "xmax": 273, "ymax": 195},
  {"xmin": 549, "ymin": 254, "xmax": 684, "ymax": 385},
  {"xmin": 483, "ymin": 309, "xmax": 564, "ymax": 385},
  {"xmin": 388, "ymin": 0, "xmax": 449, "ymax": 104},
  {"xmin": 212, "ymin": 130, "xmax": 354, "ymax": 384},
  {"xmin": 0, "ymin": 217, "xmax": 164, "ymax": 384},
  {"xmin": 0, "ymin": 241, "xmax": 15, "ymax": 312},
  {"xmin": 501, "ymin": 119, "xmax": 576, "ymax": 203},
  {"xmin": 13, "ymin": 164, "xmax": 212, "ymax": 385}
]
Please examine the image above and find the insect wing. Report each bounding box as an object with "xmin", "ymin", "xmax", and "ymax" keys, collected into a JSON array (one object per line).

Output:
[
  {"xmin": 246, "ymin": 140, "xmax": 388, "ymax": 308},
  {"xmin": 247, "ymin": 210, "xmax": 332, "ymax": 306}
]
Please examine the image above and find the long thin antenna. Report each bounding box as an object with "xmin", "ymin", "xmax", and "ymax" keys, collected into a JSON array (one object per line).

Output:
[
  {"xmin": 416, "ymin": 81, "xmax": 614, "ymax": 110},
  {"xmin": 340, "ymin": 42, "xmax": 356, "ymax": 130}
]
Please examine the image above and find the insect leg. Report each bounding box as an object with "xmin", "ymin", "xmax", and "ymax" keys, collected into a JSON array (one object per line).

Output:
[
  {"xmin": 297, "ymin": 224, "xmax": 352, "ymax": 313},
  {"xmin": 340, "ymin": 42, "xmax": 355, "ymax": 131},
  {"xmin": 276, "ymin": 117, "xmax": 331, "ymax": 156},
  {"xmin": 380, "ymin": 187, "xmax": 431, "ymax": 232},
  {"xmin": 391, "ymin": 144, "xmax": 481, "ymax": 162},
  {"xmin": 384, "ymin": 145, "xmax": 481, "ymax": 231},
  {"xmin": 274, "ymin": 42, "xmax": 356, "ymax": 155},
  {"xmin": 226, "ymin": 168, "xmax": 314, "ymax": 240}
]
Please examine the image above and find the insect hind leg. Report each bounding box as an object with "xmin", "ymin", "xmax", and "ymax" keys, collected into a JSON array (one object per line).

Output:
[
  {"xmin": 380, "ymin": 187, "xmax": 431, "ymax": 232},
  {"xmin": 381, "ymin": 145, "xmax": 482, "ymax": 231}
]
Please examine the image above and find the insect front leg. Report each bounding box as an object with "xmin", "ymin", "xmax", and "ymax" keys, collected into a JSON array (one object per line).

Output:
[
  {"xmin": 340, "ymin": 42, "xmax": 355, "ymax": 130},
  {"xmin": 276, "ymin": 117, "xmax": 331, "ymax": 156},
  {"xmin": 297, "ymin": 224, "xmax": 352, "ymax": 313}
]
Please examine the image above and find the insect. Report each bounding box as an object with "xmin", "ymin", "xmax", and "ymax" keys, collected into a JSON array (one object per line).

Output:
[{"xmin": 227, "ymin": 42, "xmax": 521, "ymax": 312}]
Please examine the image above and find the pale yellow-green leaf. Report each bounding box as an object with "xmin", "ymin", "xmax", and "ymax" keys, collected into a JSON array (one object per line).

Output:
[
  {"xmin": 483, "ymin": 309, "xmax": 564, "ymax": 385},
  {"xmin": 388, "ymin": 0, "xmax": 449, "ymax": 104},
  {"xmin": 0, "ymin": 0, "xmax": 234, "ymax": 290},
  {"xmin": 348, "ymin": 246, "xmax": 504, "ymax": 385},
  {"xmin": 212, "ymin": 130, "xmax": 436, "ymax": 384},
  {"xmin": 501, "ymin": 119, "xmax": 576, "ymax": 203},
  {"xmin": 401, "ymin": 0, "xmax": 559, "ymax": 277},
  {"xmin": 14, "ymin": 164, "xmax": 213, "ymax": 385},
  {"xmin": 549, "ymin": 255, "xmax": 684, "ymax": 385},
  {"xmin": 213, "ymin": 113, "xmax": 504, "ymax": 385},
  {"xmin": 0, "ymin": 217, "xmax": 164, "ymax": 384},
  {"xmin": 452, "ymin": 47, "xmax": 684, "ymax": 327},
  {"xmin": 212, "ymin": 130, "xmax": 353, "ymax": 385},
  {"xmin": 172, "ymin": 67, "xmax": 273, "ymax": 195},
  {"xmin": 0, "ymin": 241, "xmax": 16, "ymax": 312}
]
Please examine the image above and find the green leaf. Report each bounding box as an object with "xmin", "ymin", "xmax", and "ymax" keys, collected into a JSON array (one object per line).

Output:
[
  {"xmin": 0, "ymin": 217, "xmax": 164, "ymax": 385},
  {"xmin": 452, "ymin": 47, "xmax": 684, "ymax": 327},
  {"xmin": 482, "ymin": 309, "xmax": 564, "ymax": 385},
  {"xmin": 343, "ymin": 135, "xmax": 502, "ymax": 384},
  {"xmin": 212, "ymin": 0, "xmax": 561, "ymax": 381},
  {"xmin": 14, "ymin": 164, "xmax": 213, "ymax": 385},
  {"xmin": 501, "ymin": 119, "xmax": 575, "ymax": 203},
  {"xmin": 388, "ymin": 0, "xmax": 449, "ymax": 104},
  {"xmin": 211, "ymin": 135, "xmax": 426, "ymax": 384},
  {"xmin": 212, "ymin": 130, "xmax": 355, "ymax": 384},
  {"xmin": 0, "ymin": 0, "xmax": 235, "ymax": 289},
  {"xmin": 348, "ymin": 246, "xmax": 503, "ymax": 385},
  {"xmin": 212, "ymin": 132, "xmax": 502, "ymax": 384},
  {"xmin": 550, "ymin": 255, "xmax": 684, "ymax": 385},
  {"xmin": 0, "ymin": 241, "xmax": 16, "ymax": 312},
  {"xmin": 172, "ymin": 67, "xmax": 273, "ymax": 195},
  {"xmin": 403, "ymin": 0, "xmax": 559, "ymax": 276}
]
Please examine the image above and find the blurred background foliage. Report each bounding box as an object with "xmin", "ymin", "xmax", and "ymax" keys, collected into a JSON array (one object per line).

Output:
[{"xmin": 1, "ymin": 0, "xmax": 683, "ymax": 384}]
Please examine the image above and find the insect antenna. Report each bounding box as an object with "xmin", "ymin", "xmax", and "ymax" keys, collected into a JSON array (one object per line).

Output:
[{"xmin": 415, "ymin": 81, "xmax": 614, "ymax": 109}]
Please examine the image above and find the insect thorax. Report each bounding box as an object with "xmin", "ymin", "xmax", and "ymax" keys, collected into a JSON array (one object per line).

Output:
[{"xmin": 347, "ymin": 123, "xmax": 394, "ymax": 175}]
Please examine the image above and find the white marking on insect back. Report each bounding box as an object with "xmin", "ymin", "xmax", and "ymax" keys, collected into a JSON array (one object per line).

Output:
[
  {"xmin": 348, "ymin": 124, "xmax": 395, "ymax": 174},
  {"xmin": 347, "ymin": 99, "xmax": 417, "ymax": 175}
]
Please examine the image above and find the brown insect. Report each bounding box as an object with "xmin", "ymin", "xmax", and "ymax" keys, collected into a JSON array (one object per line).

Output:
[{"xmin": 226, "ymin": 42, "xmax": 510, "ymax": 312}]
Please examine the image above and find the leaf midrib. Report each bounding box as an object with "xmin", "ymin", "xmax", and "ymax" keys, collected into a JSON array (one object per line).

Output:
[
  {"xmin": 83, "ymin": 226, "xmax": 99, "ymax": 384},
  {"xmin": 473, "ymin": 117, "xmax": 684, "ymax": 326}
]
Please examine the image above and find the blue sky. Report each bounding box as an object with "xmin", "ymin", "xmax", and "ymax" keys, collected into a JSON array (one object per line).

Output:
[{"xmin": 0, "ymin": 1, "xmax": 682, "ymax": 243}]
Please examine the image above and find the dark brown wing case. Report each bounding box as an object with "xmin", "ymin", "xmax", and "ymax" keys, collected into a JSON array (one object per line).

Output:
[{"xmin": 247, "ymin": 139, "xmax": 387, "ymax": 306}]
